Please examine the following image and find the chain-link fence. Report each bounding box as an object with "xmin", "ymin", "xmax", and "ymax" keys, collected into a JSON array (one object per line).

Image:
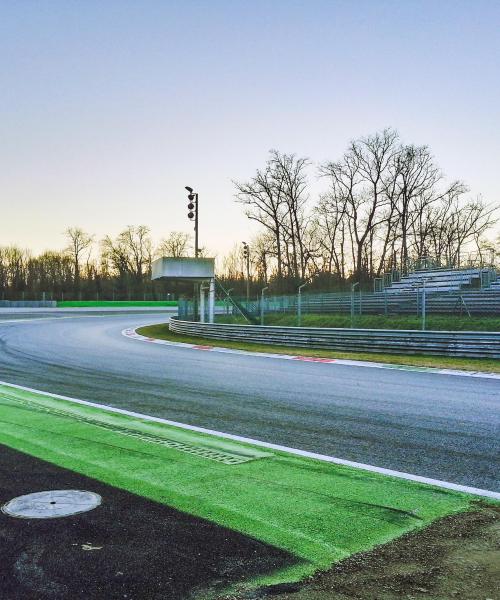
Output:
[{"xmin": 180, "ymin": 265, "xmax": 500, "ymax": 331}]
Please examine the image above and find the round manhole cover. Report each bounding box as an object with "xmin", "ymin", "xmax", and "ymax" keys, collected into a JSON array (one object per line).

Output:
[{"xmin": 1, "ymin": 490, "xmax": 102, "ymax": 519}]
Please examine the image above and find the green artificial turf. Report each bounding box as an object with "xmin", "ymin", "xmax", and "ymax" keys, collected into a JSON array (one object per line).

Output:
[
  {"xmin": 0, "ymin": 384, "xmax": 478, "ymax": 590},
  {"xmin": 57, "ymin": 300, "xmax": 178, "ymax": 307},
  {"xmin": 137, "ymin": 323, "xmax": 500, "ymax": 373}
]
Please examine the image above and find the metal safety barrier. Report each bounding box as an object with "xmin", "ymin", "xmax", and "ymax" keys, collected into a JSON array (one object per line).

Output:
[{"xmin": 169, "ymin": 318, "xmax": 500, "ymax": 358}]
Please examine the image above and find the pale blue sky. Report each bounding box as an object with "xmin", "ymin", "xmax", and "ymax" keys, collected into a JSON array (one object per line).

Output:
[{"xmin": 1, "ymin": 0, "xmax": 499, "ymax": 255}]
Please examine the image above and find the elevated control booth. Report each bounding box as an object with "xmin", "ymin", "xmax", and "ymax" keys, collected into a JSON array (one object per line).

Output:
[{"xmin": 152, "ymin": 257, "xmax": 215, "ymax": 323}]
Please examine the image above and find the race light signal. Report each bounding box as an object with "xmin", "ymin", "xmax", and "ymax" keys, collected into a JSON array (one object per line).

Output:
[
  {"xmin": 184, "ymin": 185, "xmax": 199, "ymax": 257},
  {"xmin": 186, "ymin": 189, "xmax": 197, "ymax": 221}
]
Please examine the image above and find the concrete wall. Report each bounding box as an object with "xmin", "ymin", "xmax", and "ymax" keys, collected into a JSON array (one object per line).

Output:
[
  {"xmin": 152, "ymin": 257, "xmax": 215, "ymax": 281},
  {"xmin": 0, "ymin": 301, "xmax": 57, "ymax": 308}
]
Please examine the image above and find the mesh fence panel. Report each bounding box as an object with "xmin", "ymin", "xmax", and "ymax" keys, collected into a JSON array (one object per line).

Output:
[{"xmin": 181, "ymin": 265, "xmax": 500, "ymax": 331}]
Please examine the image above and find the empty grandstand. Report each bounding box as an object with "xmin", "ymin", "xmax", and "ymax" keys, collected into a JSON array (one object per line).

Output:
[
  {"xmin": 205, "ymin": 264, "xmax": 500, "ymax": 323},
  {"xmin": 383, "ymin": 267, "xmax": 495, "ymax": 295}
]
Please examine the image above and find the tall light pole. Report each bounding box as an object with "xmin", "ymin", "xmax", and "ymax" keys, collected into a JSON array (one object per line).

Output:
[
  {"xmin": 185, "ymin": 186, "xmax": 199, "ymax": 320},
  {"xmin": 185, "ymin": 186, "xmax": 199, "ymax": 257},
  {"xmin": 242, "ymin": 241, "xmax": 250, "ymax": 302}
]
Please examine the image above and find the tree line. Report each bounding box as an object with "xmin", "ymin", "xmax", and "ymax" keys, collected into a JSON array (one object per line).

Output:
[
  {"xmin": 232, "ymin": 129, "xmax": 497, "ymax": 293},
  {"xmin": 1, "ymin": 128, "xmax": 498, "ymax": 300},
  {"xmin": 0, "ymin": 228, "xmax": 192, "ymax": 301}
]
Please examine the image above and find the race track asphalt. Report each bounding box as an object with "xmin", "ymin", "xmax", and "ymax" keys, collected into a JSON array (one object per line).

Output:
[{"xmin": 0, "ymin": 312, "xmax": 498, "ymax": 492}]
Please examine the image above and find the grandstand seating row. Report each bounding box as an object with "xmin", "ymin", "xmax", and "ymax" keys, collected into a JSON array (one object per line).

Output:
[
  {"xmin": 229, "ymin": 268, "xmax": 500, "ymax": 318},
  {"xmin": 384, "ymin": 267, "xmax": 492, "ymax": 295}
]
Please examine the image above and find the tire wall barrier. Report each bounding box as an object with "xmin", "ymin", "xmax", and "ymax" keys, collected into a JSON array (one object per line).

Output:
[{"xmin": 169, "ymin": 318, "xmax": 500, "ymax": 358}]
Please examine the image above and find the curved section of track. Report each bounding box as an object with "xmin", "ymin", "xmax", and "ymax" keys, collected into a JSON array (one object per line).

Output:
[{"xmin": 0, "ymin": 313, "xmax": 499, "ymax": 491}]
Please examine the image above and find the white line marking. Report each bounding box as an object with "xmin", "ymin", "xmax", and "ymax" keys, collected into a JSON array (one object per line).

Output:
[
  {"xmin": 1, "ymin": 379, "xmax": 499, "ymax": 500},
  {"xmin": 122, "ymin": 326, "xmax": 500, "ymax": 380},
  {"xmin": 0, "ymin": 312, "xmax": 175, "ymax": 326}
]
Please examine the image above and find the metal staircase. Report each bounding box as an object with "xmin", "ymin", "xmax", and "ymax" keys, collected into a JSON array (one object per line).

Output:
[{"xmin": 215, "ymin": 279, "xmax": 259, "ymax": 324}]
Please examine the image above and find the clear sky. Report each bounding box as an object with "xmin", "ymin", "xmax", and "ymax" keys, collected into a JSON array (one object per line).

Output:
[{"xmin": 1, "ymin": 0, "xmax": 499, "ymax": 257}]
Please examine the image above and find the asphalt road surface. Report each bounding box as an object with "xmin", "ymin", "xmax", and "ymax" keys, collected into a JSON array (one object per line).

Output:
[{"xmin": 0, "ymin": 312, "xmax": 498, "ymax": 492}]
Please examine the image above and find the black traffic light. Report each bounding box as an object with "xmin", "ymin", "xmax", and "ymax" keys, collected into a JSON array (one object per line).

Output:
[
  {"xmin": 185, "ymin": 185, "xmax": 199, "ymax": 257},
  {"xmin": 242, "ymin": 242, "xmax": 249, "ymax": 258},
  {"xmin": 187, "ymin": 190, "xmax": 196, "ymax": 221}
]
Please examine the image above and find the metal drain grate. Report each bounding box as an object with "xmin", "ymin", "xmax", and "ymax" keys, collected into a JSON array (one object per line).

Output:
[{"xmin": 2, "ymin": 394, "xmax": 268, "ymax": 465}]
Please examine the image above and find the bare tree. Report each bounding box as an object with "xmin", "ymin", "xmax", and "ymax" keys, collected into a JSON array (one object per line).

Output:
[
  {"xmin": 270, "ymin": 151, "xmax": 310, "ymax": 280},
  {"xmin": 312, "ymin": 193, "xmax": 349, "ymax": 278},
  {"xmin": 102, "ymin": 225, "xmax": 153, "ymax": 282},
  {"xmin": 65, "ymin": 227, "xmax": 94, "ymax": 291},
  {"xmin": 382, "ymin": 145, "xmax": 439, "ymax": 271},
  {"xmin": 251, "ymin": 232, "xmax": 275, "ymax": 283},
  {"xmin": 320, "ymin": 129, "xmax": 399, "ymax": 280},
  {"xmin": 157, "ymin": 231, "xmax": 191, "ymax": 258},
  {"xmin": 235, "ymin": 150, "xmax": 310, "ymax": 286},
  {"xmin": 426, "ymin": 192, "xmax": 497, "ymax": 266},
  {"xmin": 234, "ymin": 151, "xmax": 287, "ymax": 283},
  {"xmin": 221, "ymin": 244, "xmax": 245, "ymax": 281}
]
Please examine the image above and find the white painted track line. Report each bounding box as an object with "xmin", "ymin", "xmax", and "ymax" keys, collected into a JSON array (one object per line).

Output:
[{"xmin": 1, "ymin": 380, "xmax": 499, "ymax": 501}]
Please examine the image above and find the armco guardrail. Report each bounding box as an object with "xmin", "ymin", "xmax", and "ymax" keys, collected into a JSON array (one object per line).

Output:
[{"xmin": 169, "ymin": 318, "xmax": 500, "ymax": 358}]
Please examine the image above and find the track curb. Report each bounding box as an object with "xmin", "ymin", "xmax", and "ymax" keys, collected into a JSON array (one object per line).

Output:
[{"xmin": 122, "ymin": 326, "xmax": 500, "ymax": 380}]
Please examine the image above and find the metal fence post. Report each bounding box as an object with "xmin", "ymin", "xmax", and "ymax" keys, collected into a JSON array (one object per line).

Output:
[
  {"xmin": 297, "ymin": 283, "xmax": 307, "ymax": 326},
  {"xmin": 298, "ymin": 290, "xmax": 302, "ymax": 327},
  {"xmin": 421, "ymin": 279, "xmax": 426, "ymax": 331},
  {"xmin": 208, "ymin": 278, "xmax": 215, "ymax": 323},
  {"xmin": 199, "ymin": 284, "xmax": 206, "ymax": 323},
  {"xmin": 225, "ymin": 288, "xmax": 233, "ymax": 315},
  {"xmin": 350, "ymin": 282, "xmax": 359, "ymax": 328},
  {"xmin": 260, "ymin": 286, "xmax": 269, "ymax": 326}
]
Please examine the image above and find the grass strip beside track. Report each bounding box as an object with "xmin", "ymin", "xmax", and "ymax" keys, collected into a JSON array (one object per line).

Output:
[
  {"xmin": 137, "ymin": 324, "xmax": 500, "ymax": 373},
  {"xmin": 217, "ymin": 313, "xmax": 500, "ymax": 331},
  {"xmin": 57, "ymin": 300, "xmax": 178, "ymax": 307},
  {"xmin": 0, "ymin": 384, "xmax": 480, "ymax": 591}
]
